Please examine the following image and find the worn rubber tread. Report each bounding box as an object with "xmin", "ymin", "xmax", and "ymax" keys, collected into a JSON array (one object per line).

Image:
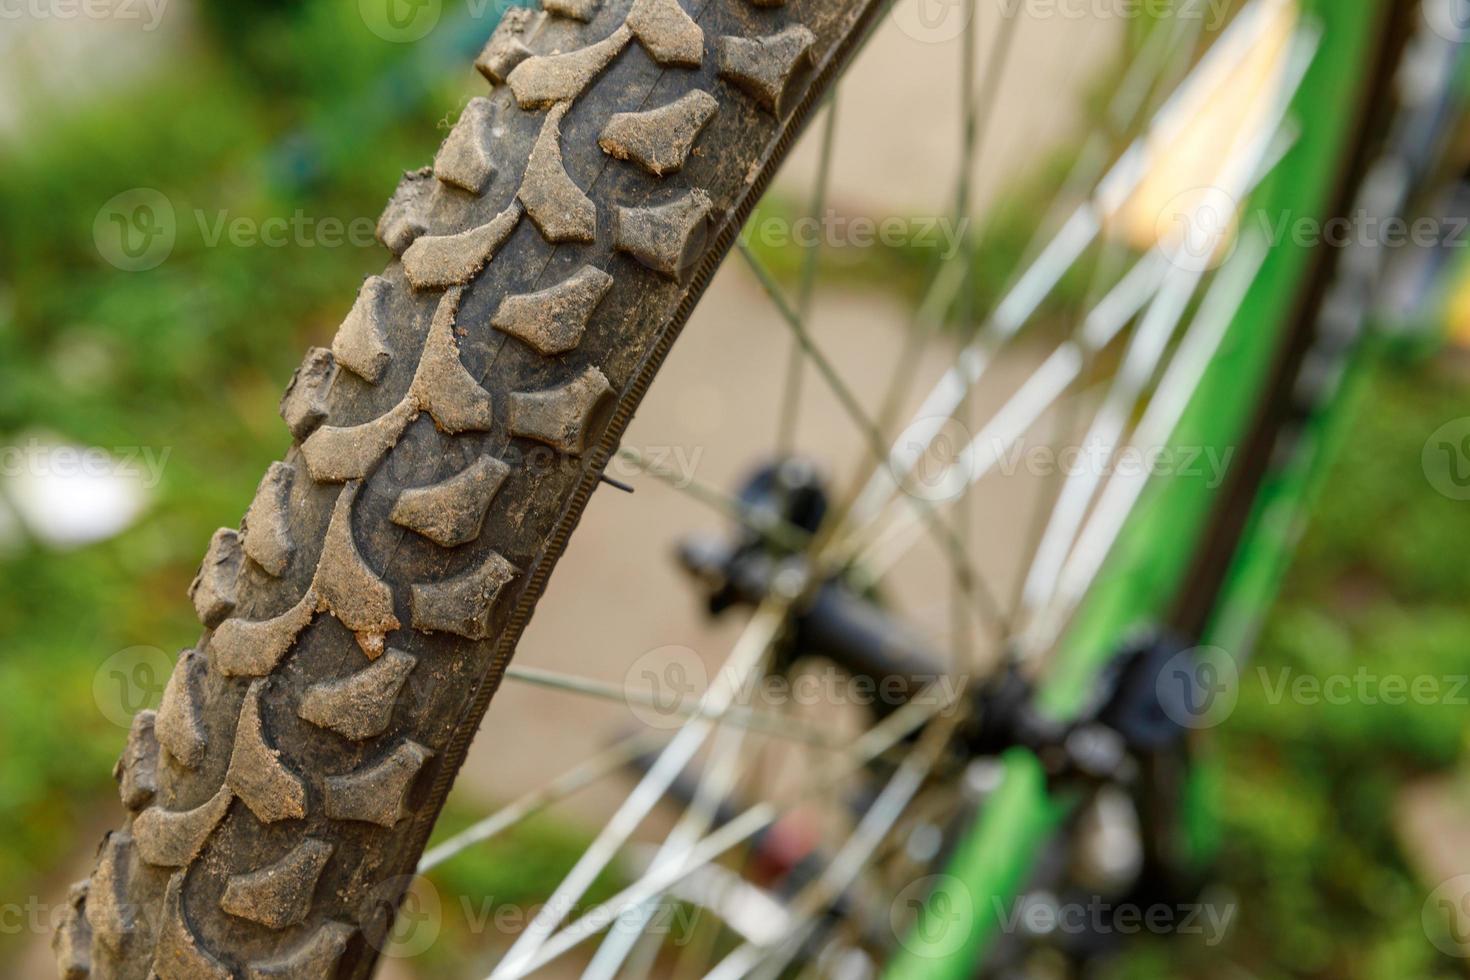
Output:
[{"xmin": 64, "ymin": 0, "xmax": 890, "ymax": 974}]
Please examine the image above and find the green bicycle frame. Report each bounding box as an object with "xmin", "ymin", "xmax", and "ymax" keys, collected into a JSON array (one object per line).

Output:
[{"xmin": 887, "ymin": 0, "xmax": 1390, "ymax": 974}]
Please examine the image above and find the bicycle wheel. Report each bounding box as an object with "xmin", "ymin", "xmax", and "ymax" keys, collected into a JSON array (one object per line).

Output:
[{"xmin": 53, "ymin": 0, "xmax": 1414, "ymax": 978}]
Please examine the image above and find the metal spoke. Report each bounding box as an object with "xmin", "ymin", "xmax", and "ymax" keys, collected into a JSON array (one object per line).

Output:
[
  {"xmin": 844, "ymin": 106, "xmax": 1301, "ymax": 590},
  {"xmin": 990, "ymin": 7, "xmax": 1214, "ymax": 617},
  {"xmin": 952, "ymin": 0, "xmax": 1023, "ymax": 292},
  {"xmin": 866, "ymin": 2, "xmax": 1201, "ymax": 456},
  {"xmin": 496, "ymin": 664, "xmax": 857, "ymax": 753},
  {"xmin": 739, "ymin": 240, "xmax": 923, "ymax": 476},
  {"xmin": 707, "ymin": 704, "xmax": 959, "ymax": 980},
  {"xmin": 1021, "ymin": 234, "xmax": 1272, "ymax": 656},
  {"xmin": 847, "ymin": 0, "xmax": 1283, "ymax": 535},
  {"xmin": 486, "ymin": 679, "xmax": 966, "ymax": 979},
  {"xmin": 945, "ymin": 0, "xmax": 1021, "ymax": 667},
  {"xmin": 1016, "ymin": 262, "xmax": 1214, "ymax": 621},
  {"xmin": 842, "ymin": 251, "xmax": 1171, "ymax": 578},
  {"xmin": 737, "ymin": 241, "xmax": 1010, "ymax": 636},
  {"xmin": 1017, "ymin": 17, "xmax": 1322, "ymax": 651},
  {"xmin": 775, "ymin": 95, "xmax": 840, "ymax": 456},
  {"xmin": 623, "ymin": 843, "xmax": 791, "ymax": 946},
  {"xmin": 615, "ymin": 446, "xmax": 812, "ymax": 552},
  {"xmin": 417, "ymin": 730, "xmax": 662, "ymax": 874},
  {"xmin": 490, "ymin": 598, "xmax": 793, "ymax": 978},
  {"xmin": 585, "ymin": 660, "xmax": 770, "ymax": 980},
  {"xmin": 1002, "ymin": 239, "xmax": 1130, "ymax": 617}
]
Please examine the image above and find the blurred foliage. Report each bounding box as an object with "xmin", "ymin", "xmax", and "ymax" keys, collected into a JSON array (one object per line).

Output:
[
  {"xmin": 1107, "ymin": 354, "xmax": 1470, "ymax": 980},
  {"xmin": 0, "ymin": 0, "xmax": 488, "ymax": 944},
  {"xmin": 416, "ymin": 803, "xmax": 626, "ymax": 974},
  {"xmin": 0, "ymin": 3, "xmax": 1468, "ymax": 978}
]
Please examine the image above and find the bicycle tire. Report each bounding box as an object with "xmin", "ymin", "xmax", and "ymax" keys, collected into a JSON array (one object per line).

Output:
[{"xmin": 54, "ymin": 0, "xmax": 886, "ymax": 976}]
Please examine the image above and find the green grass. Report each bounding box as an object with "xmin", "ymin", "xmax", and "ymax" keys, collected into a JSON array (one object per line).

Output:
[{"xmin": 1107, "ymin": 355, "xmax": 1470, "ymax": 980}]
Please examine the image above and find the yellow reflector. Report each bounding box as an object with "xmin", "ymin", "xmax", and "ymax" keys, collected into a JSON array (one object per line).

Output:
[{"xmin": 1107, "ymin": 0, "xmax": 1300, "ymax": 269}]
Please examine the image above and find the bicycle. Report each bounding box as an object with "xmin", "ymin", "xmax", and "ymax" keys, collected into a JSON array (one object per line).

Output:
[{"xmin": 51, "ymin": 0, "xmax": 1469, "ymax": 977}]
